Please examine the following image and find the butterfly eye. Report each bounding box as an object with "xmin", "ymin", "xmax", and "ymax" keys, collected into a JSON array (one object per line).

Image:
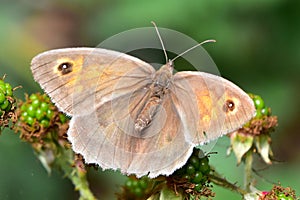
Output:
[
  {"xmin": 223, "ymin": 99, "xmax": 235, "ymax": 113},
  {"xmin": 58, "ymin": 62, "xmax": 73, "ymax": 75}
]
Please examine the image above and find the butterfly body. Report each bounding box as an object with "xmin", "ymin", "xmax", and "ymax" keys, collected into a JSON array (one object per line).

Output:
[
  {"xmin": 135, "ymin": 62, "xmax": 173, "ymax": 132},
  {"xmin": 31, "ymin": 47, "xmax": 255, "ymax": 178}
]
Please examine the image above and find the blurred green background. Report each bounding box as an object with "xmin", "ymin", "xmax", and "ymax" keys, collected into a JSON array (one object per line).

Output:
[{"xmin": 0, "ymin": 0, "xmax": 299, "ymax": 199}]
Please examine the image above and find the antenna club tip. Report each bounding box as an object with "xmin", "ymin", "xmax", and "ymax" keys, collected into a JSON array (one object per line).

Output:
[
  {"xmin": 151, "ymin": 21, "xmax": 157, "ymax": 26},
  {"xmin": 205, "ymin": 39, "xmax": 216, "ymax": 43},
  {"xmin": 199, "ymin": 39, "xmax": 217, "ymax": 46}
]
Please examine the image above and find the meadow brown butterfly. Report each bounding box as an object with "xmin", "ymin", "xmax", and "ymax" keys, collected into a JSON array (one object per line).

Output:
[{"xmin": 31, "ymin": 24, "xmax": 255, "ymax": 178}]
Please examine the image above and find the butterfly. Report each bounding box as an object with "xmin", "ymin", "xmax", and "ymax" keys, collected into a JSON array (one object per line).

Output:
[{"xmin": 31, "ymin": 25, "xmax": 255, "ymax": 178}]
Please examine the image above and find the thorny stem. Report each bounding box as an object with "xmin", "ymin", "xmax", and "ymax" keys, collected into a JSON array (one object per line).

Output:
[
  {"xmin": 244, "ymin": 150, "xmax": 253, "ymax": 192},
  {"xmin": 69, "ymin": 168, "xmax": 96, "ymax": 200},
  {"xmin": 55, "ymin": 147, "xmax": 97, "ymax": 200},
  {"xmin": 208, "ymin": 172, "xmax": 247, "ymax": 196}
]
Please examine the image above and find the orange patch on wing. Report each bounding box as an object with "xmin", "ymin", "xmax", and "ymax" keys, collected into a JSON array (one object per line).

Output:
[
  {"xmin": 99, "ymin": 67, "xmax": 114, "ymax": 80},
  {"xmin": 193, "ymin": 88, "xmax": 213, "ymax": 130},
  {"xmin": 98, "ymin": 65, "xmax": 129, "ymax": 84}
]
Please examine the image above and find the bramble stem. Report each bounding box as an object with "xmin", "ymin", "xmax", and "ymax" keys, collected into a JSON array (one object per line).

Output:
[
  {"xmin": 244, "ymin": 150, "xmax": 253, "ymax": 192},
  {"xmin": 209, "ymin": 172, "xmax": 247, "ymax": 196},
  {"xmin": 55, "ymin": 147, "xmax": 97, "ymax": 200}
]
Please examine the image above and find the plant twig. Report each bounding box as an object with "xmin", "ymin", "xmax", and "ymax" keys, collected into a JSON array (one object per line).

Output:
[
  {"xmin": 208, "ymin": 172, "xmax": 247, "ymax": 196},
  {"xmin": 244, "ymin": 150, "xmax": 253, "ymax": 192},
  {"xmin": 55, "ymin": 147, "xmax": 97, "ymax": 200}
]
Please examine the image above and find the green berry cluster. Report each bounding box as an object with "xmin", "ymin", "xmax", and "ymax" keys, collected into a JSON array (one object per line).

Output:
[
  {"xmin": 124, "ymin": 176, "xmax": 152, "ymax": 199},
  {"xmin": 174, "ymin": 149, "xmax": 211, "ymax": 192},
  {"xmin": 16, "ymin": 93, "xmax": 69, "ymax": 147},
  {"xmin": 20, "ymin": 94, "xmax": 56, "ymax": 128},
  {"xmin": 277, "ymin": 193, "xmax": 294, "ymax": 200},
  {"xmin": 0, "ymin": 79, "xmax": 14, "ymax": 115},
  {"xmin": 261, "ymin": 185, "xmax": 297, "ymax": 200},
  {"xmin": 249, "ymin": 93, "xmax": 271, "ymax": 119}
]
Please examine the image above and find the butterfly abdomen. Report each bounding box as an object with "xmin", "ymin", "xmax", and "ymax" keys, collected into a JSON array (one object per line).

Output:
[
  {"xmin": 134, "ymin": 96, "xmax": 161, "ymax": 132},
  {"xmin": 134, "ymin": 64, "xmax": 172, "ymax": 132}
]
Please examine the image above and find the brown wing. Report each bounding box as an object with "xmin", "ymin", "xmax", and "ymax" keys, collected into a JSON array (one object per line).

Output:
[
  {"xmin": 172, "ymin": 71, "xmax": 255, "ymax": 145},
  {"xmin": 67, "ymin": 89, "xmax": 193, "ymax": 178},
  {"xmin": 31, "ymin": 48, "xmax": 155, "ymax": 116}
]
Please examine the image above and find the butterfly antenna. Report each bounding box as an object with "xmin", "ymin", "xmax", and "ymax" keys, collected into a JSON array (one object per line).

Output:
[
  {"xmin": 151, "ymin": 21, "xmax": 168, "ymax": 63},
  {"xmin": 171, "ymin": 39, "xmax": 216, "ymax": 62}
]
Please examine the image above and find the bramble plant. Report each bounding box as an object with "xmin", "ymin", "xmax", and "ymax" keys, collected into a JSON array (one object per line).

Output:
[
  {"xmin": 0, "ymin": 75, "xmax": 17, "ymax": 131},
  {"xmin": 0, "ymin": 75, "xmax": 298, "ymax": 200}
]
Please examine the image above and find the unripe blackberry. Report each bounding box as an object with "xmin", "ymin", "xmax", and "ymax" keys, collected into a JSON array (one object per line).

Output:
[
  {"xmin": 172, "ymin": 149, "xmax": 211, "ymax": 193},
  {"xmin": 0, "ymin": 77, "xmax": 17, "ymax": 130},
  {"xmin": 122, "ymin": 176, "xmax": 152, "ymax": 199},
  {"xmin": 19, "ymin": 93, "xmax": 60, "ymax": 128}
]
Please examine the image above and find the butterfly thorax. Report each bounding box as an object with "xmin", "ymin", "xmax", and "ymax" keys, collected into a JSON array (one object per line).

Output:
[{"xmin": 134, "ymin": 62, "xmax": 173, "ymax": 132}]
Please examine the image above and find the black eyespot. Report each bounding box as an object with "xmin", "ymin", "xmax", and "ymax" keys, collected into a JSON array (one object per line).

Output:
[
  {"xmin": 223, "ymin": 99, "xmax": 235, "ymax": 112},
  {"xmin": 58, "ymin": 62, "xmax": 73, "ymax": 75}
]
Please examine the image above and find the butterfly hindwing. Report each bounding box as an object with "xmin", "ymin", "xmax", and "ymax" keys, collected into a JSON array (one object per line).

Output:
[{"xmin": 68, "ymin": 89, "xmax": 193, "ymax": 178}]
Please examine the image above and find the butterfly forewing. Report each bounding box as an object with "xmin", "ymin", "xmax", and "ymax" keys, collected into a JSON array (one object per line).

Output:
[
  {"xmin": 173, "ymin": 71, "xmax": 255, "ymax": 145},
  {"xmin": 31, "ymin": 48, "xmax": 155, "ymax": 116}
]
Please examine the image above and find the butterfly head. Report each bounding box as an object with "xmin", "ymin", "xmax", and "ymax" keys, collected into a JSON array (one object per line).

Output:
[{"xmin": 167, "ymin": 59, "xmax": 174, "ymax": 70}]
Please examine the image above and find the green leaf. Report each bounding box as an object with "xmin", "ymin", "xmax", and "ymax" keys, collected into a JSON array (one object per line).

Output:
[
  {"xmin": 254, "ymin": 134, "xmax": 272, "ymax": 164},
  {"xmin": 230, "ymin": 132, "xmax": 254, "ymax": 164},
  {"xmin": 147, "ymin": 187, "xmax": 183, "ymax": 200},
  {"xmin": 147, "ymin": 193, "xmax": 160, "ymax": 200},
  {"xmin": 160, "ymin": 188, "xmax": 182, "ymax": 200},
  {"xmin": 36, "ymin": 149, "xmax": 55, "ymax": 174}
]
